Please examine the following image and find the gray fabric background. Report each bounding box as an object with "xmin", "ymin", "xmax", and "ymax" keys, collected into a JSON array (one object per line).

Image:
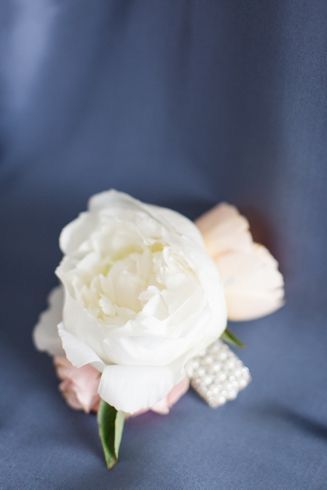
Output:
[{"xmin": 0, "ymin": 1, "xmax": 326, "ymax": 488}]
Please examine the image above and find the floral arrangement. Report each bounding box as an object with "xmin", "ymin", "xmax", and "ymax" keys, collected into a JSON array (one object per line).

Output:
[{"xmin": 33, "ymin": 190, "xmax": 284, "ymax": 469}]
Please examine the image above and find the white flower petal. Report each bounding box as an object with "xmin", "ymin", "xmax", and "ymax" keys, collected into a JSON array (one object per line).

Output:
[
  {"xmin": 98, "ymin": 363, "xmax": 181, "ymax": 413},
  {"xmin": 59, "ymin": 212, "xmax": 97, "ymax": 255},
  {"xmin": 148, "ymin": 205, "xmax": 204, "ymax": 246},
  {"xmin": 90, "ymin": 189, "xmax": 204, "ymax": 246},
  {"xmin": 88, "ymin": 189, "xmax": 137, "ymax": 213},
  {"xmin": 33, "ymin": 286, "xmax": 64, "ymax": 356},
  {"xmin": 58, "ymin": 323, "xmax": 104, "ymax": 371}
]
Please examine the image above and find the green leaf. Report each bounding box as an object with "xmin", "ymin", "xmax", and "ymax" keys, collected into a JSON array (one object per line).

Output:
[
  {"xmin": 221, "ymin": 328, "xmax": 245, "ymax": 348},
  {"xmin": 97, "ymin": 400, "xmax": 125, "ymax": 470}
]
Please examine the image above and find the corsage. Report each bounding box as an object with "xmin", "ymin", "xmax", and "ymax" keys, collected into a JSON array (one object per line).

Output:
[{"xmin": 33, "ymin": 190, "xmax": 284, "ymax": 469}]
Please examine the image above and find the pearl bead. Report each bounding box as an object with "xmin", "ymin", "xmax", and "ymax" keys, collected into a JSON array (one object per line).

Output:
[{"xmin": 188, "ymin": 339, "xmax": 251, "ymax": 408}]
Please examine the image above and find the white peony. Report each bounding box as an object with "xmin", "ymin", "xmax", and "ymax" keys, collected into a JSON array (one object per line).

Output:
[{"xmin": 34, "ymin": 190, "xmax": 226, "ymax": 413}]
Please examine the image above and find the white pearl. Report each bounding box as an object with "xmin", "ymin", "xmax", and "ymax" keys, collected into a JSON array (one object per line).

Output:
[
  {"xmin": 217, "ymin": 372, "xmax": 227, "ymax": 382},
  {"xmin": 204, "ymin": 355, "xmax": 213, "ymax": 365},
  {"xmin": 211, "ymin": 362, "xmax": 221, "ymax": 372},
  {"xmin": 203, "ymin": 375, "xmax": 213, "ymax": 385},
  {"xmin": 188, "ymin": 339, "xmax": 251, "ymax": 408},
  {"xmin": 196, "ymin": 367, "xmax": 205, "ymax": 377},
  {"xmin": 217, "ymin": 396, "xmax": 226, "ymax": 405}
]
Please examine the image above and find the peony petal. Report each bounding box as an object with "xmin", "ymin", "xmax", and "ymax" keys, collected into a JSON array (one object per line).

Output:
[
  {"xmin": 60, "ymin": 289, "xmax": 111, "ymax": 358},
  {"xmin": 197, "ymin": 203, "xmax": 284, "ymax": 321},
  {"xmin": 101, "ymin": 297, "xmax": 220, "ymax": 367},
  {"xmin": 149, "ymin": 205, "xmax": 204, "ymax": 246},
  {"xmin": 218, "ymin": 244, "xmax": 284, "ymax": 320},
  {"xmin": 59, "ymin": 212, "xmax": 98, "ymax": 255},
  {"xmin": 225, "ymin": 289, "xmax": 284, "ymax": 321},
  {"xmin": 58, "ymin": 323, "xmax": 104, "ymax": 371},
  {"xmin": 196, "ymin": 203, "xmax": 252, "ymax": 257},
  {"xmin": 33, "ymin": 286, "xmax": 64, "ymax": 356},
  {"xmin": 150, "ymin": 399, "xmax": 170, "ymax": 414},
  {"xmin": 89, "ymin": 189, "xmax": 204, "ymax": 246},
  {"xmin": 88, "ymin": 189, "xmax": 137, "ymax": 213},
  {"xmin": 166, "ymin": 377, "xmax": 190, "ymax": 405},
  {"xmin": 151, "ymin": 377, "xmax": 190, "ymax": 414},
  {"xmin": 54, "ymin": 356, "xmax": 100, "ymax": 413},
  {"xmin": 98, "ymin": 364, "xmax": 182, "ymax": 413},
  {"xmin": 58, "ymin": 379, "xmax": 82, "ymax": 410}
]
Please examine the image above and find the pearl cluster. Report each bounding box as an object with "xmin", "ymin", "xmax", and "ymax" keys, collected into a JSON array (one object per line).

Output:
[{"xmin": 186, "ymin": 340, "xmax": 251, "ymax": 408}]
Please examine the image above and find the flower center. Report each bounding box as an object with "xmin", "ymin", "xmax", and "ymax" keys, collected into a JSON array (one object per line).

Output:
[{"xmin": 79, "ymin": 242, "xmax": 166, "ymax": 322}]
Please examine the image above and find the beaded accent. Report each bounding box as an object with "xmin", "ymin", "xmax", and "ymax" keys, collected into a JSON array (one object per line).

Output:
[{"xmin": 186, "ymin": 340, "xmax": 251, "ymax": 408}]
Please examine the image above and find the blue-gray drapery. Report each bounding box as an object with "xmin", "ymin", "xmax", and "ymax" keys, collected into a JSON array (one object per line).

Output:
[{"xmin": 0, "ymin": 1, "xmax": 326, "ymax": 488}]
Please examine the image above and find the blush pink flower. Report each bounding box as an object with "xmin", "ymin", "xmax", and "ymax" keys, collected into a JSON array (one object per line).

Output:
[
  {"xmin": 196, "ymin": 203, "xmax": 284, "ymax": 321},
  {"xmin": 54, "ymin": 356, "xmax": 100, "ymax": 413}
]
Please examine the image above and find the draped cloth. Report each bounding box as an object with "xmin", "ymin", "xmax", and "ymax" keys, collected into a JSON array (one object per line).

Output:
[{"xmin": 0, "ymin": 1, "xmax": 326, "ymax": 488}]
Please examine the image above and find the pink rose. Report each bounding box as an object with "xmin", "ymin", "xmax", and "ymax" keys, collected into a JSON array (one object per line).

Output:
[
  {"xmin": 54, "ymin": 357, "xmax": 100, "ymax": 413},
  {"xmin": 54, "ymin": 356, "xmax": 189, "ymax": 415}
]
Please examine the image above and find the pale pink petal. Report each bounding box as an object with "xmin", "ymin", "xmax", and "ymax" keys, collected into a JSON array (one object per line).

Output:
[
  {"xmin": 151, "ymin": 378, "xmax": 190, "ymax": 415},
  {"xmin": 166, "ymin": 377, "xmax": 190, "ymax": 405},
  {"xmin": 196, "ymin": 204, "xmax": 284, "ymax": 321},
  {"xmin": 195, "ymin": 203, "xmax": 252, "ymax": 257},
  {"xmin": 54, "ymin": 356, "xmax": 100, "ymax": 413},
  {"xmin": 218, "ymin": 244, "xmax": 284, "ymax": 320},
  {"xmin": 150, "ymin": 399, "xmax": 170, "ymax": 415},
  {"xmin": 59, "ymin": 379, "xmax": 83, "ymax": 411}
]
